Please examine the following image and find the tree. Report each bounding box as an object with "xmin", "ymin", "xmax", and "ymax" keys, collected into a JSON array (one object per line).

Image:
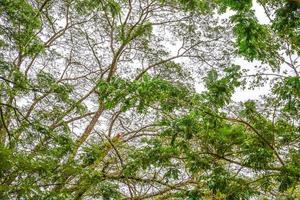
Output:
[{"xmin": 0, "ymin": 0, "xmax": 299, "ymax": 199}]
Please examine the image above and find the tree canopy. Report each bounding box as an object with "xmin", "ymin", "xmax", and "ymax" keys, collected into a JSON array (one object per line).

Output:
[{"xmin": 0, "ymin": 0, "xmax": 299, "ymax": 199}]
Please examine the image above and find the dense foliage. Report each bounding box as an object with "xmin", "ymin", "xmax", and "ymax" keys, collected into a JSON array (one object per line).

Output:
[{"xmin": 0, "ymin": 0, "xmax": 299, "ymax": 199}]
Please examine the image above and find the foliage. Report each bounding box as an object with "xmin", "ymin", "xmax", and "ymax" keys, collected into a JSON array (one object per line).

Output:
[{"xmin": 0, "ymin": 0, "xmax": 299, "ymax": 199}]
